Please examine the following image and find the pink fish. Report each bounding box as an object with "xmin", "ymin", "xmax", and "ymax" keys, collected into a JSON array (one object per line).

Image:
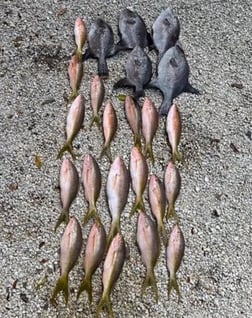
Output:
[
  {"xmin": 51, "ymin": 216, "xmax": 82, "ymax": 305},
  {"xmin": 82, "ymin": 154, "xmax": 102, "ymax": 224},
  {"xmin": 166, "ymin": 104, "xmax": 182, "ymax": 162},
  {"xmin": 142, "ymin": 97, "xmax": 159, "ymax": 164},
  {"xmin": 54, "ymin": 158, "xmax": 79, "ymax": 232},
  {"xmin": 166, "ymin": 224, "xmax": 185, "ymax": 301},
  {"xmin": 96, "ymin": 233, "xmax": 126, "ymax": 317},
  {"xmin": 90, "ymin": 74, "xmax": 105, "ymax": 128},
  {"xmin": 68, "ymin": 54, "xmax": 83, "ymax": 100},
  {"xmin": 125, "ymin": 95, "xmax": 142, "ymax": 148},
  {"xmin": 164, "ymin": 161, "xmax": 181, "ymax": 220},
  {"xmin": 137, "ymin": 211, "xmax": 160, "ymax": 302},
  {"xmin": 77, "ymin": 220, "xmax": 106, "ymax": 303},
  {"xmin": 57, "ymin": 94, "xmax": 85, "ymax": 159},
  {"xmin": 100, "ymin": 100, "xmax": 118, "ymax": 162},
  {"xmin": 74, "ymin": 17, "xmax": 87, "ymax": 60},
  {"xmin": 130, "ymin": 146, "xmax": 148, "ymax": 215}
]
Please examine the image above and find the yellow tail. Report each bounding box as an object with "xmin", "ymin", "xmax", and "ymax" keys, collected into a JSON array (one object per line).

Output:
[
  {"xmin": 130, "ymin": 195, "xmax": 145, "ymax": 217},
  {"xmin": 96, "ymin": 292, "xmax": 114, "ymax": 318},
  {"xmin": 168, "ymin": 275, "xmax": 181, "ymax": 302},
  {"xmin": 57, "ymin": 141, "xmax": 75, "ymax": 160},
  {"xmin": 144, "ymin": 142, "xmax": 155, "ymax": 165},
  {"xmin": 100, "ymin": 143, "xmax": 112, "ymax": 163},
  {"xmin": 106, "ymin": 220, "xmax": 120, "ymax": 251},
  {"xmin": 141, "ymin": 268, "xmax": 159, "ymax": 303},
  {"xmin": 50, "ymin": 273, "xmax": 69, "ymax": 306},
  {"xmin": 54, "ymin": 209, "xmax": 69, "ymax": 232},
  {"xmin": 83, "ymin": 205, "xmax": 100, "ymax": 225},
  {"xmin": 77, "ymin": 274, "xmax": 92, "ymax": 304},
  {"xmin": 166, "ymin": 205, "xmax": 179, "ymax": 221}
]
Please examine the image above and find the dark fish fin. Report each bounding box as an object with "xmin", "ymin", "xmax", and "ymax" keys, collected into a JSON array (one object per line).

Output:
[
  {"xmin": 98, "ymin": 58, "xmax": 109, "ymax": 78},
  {"xmin": 133, "ymin": 88, "xmax": 145, "ymax": 100},
  {"xmin": 184, "ymin": 83, "xmax": 200, "ymax": 95},
  {"xmin": 141, "ymin": 268, "xmax": 159, "ymax": 303},
  {"xmin": 83, "ymin": 47, "xmax": 92, "ymax": 61},
  {"xmin": 159, "ymin": 96, "xmax": 173, "ymax": 116},
  {"xmin": 115, "ymin": 40, "xmax": 128, "ymax": 53},
  {"xmin": 96, "ymin": 292, "xmax": 113, "ymax": 318},
  {"xmin": 113, "ymin": 78, "xmax": 132, "ymax": 89},
  {"xmin": 77, "ymin": 274, "xmax": 93, "ymax": 304},
  {"xmin": 147, "ymin": 32, "xmax": 153, "ymax": 49},
  {"xmin": 168, "ymin": 275, "xmax": 181, "ymax": 302},
  {"xmin": 54, "ymin": 209, "xmax": 69, "ymax": 232},
  {"xmin": 50, "ymin": 273, "xmax": 69, "ymax": 306},
  {"xmin": 146, "ymin": 79, "xmax": 159, "ymax": 89}
]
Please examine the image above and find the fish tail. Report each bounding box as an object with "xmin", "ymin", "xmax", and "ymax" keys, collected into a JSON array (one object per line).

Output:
[
  {"xmin": 50, "ymin": 273, "xmax": 69, "ymax": 306},
  {"xmin": 83, "ymin": 205, "xmax": 100, "ymax": 225},
  {"xmin": 96, "ymin": 292, "xmax": 114, "ymax": 318},
  {"xmin": 157, "ymin": 219, "xmax": 167, "ymax": 245},
  {"xmin": 77, "ymin": 274, "xmax": 93, "ymax": 304},
  {"xmin": 98, "ymin": 58, "xmax": 109, "ymax": 79},
  {"xmin": 184, "ymin": 83, "xmax": 200, "ymax": 95},
  {"xmin": 76, "ymin": 49, "xmax": 83, "ymax": 62},
  {"xmin": 172, "ymin": 148, "xmax": 183, "ymax": 163},
  {"xmin": 142, "ymin": 268, "xmax": 159, "ymax": 303},
  {"xmin": 166, "ymin": 205, "xmax": 179, "ymax": 221},
  {"xmin": 134, "ymin": 134, "xmax": 142, "ymax": 149},
  {"xmin": 57, "ymin": 141, "xmax": 75, "ymax": 160},
  {"xmin": 106, "ymin": 219, "xmax": 120, "ymax": 250},
  {"xmin": 130, "ymin": 195, "xmax": 145, "ymax": 217},
  {"xmin": 69, "ymin": 89, "xmax": 78, "ymax": 102},
  {"xmin": 144, "ymin": 142, "xmax": 154, "ymax": 165},
  {"xmin": 54, "ymin": 209, "xmax": 69, "ymax": 232},
  {"xmin": 90, "ymin": 114, "xmax": 101, "ymax": 129},
  {"xmin": 100, "ymin": 142, "xmax": 112, "ymax": 162},
  {"xmin": 168, "ymin": 275, "xmax": 181, "ymax": 302}
]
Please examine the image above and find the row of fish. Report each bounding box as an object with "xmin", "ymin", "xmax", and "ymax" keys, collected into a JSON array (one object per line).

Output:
[
  {"xmin": 52, "ymin": 148, "xmax": 185, "ymax": 315},
  {"xmin": 71, "ymin": 7, "xmax": 200, "ymax": 115},
  {"xmin": 50, "ymin": 8, "xmax": 190, "ymax": 317}
]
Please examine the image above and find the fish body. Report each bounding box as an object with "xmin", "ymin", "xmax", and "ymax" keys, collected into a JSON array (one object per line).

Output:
[
  {"xmin": 166, "ymin": 224, "xmax": 185, "ymax": 301},
  {"xmin": 124, "ymin": 95, "xmax": 142, "ymax": 148},
  {"xmin": 116, "ymin": 8, "xmax": 151, "ymax": 51},
  {"xmin": 51, "ymin": 216, "xmax": 82, "ymax": 305},
  {"xmin": 74, "ymin": 17, "xmax": 87, "ymax": 60},
  {"xmin": 96, "ymin": 233, "xmax": 126, "ymax": 318},
  {"xmin": 114, "ymin": 46, "xmax": 152, "ymax": 100},
  {"xmin": 82, "ymin": 154, "xmax": 102, "ymax": 224},
  {"xmin": 142, "ymin": 98, "xmax": 159, "ymax": 164},
  {"xmin": 77, "ymin": 220, "xmax": 106, "ymax": 303},
  {"xmin": 100, "ymin": 101, "xmax": 118, "ymax": 162},
  {"xmin": 137, "ymin": 211, "xmax": 160, "ymax": 302},
  {"xmin": 106, "ymin": 157, "xmax": 129, "ymax": 246},
  {"xmin": 164, "ymin": 161, "xmax": 181, "ymax": 220},
  {"xmin": 166, "ymin": 104, "xmax": 182, "ymax": 162},
  {"xmin": 57, "ymin": 94, "xmax": 85, "ymax": 159},
  {"xmin": 68, "ymin": 54, "xmax": 83, "ymax": 99},
  {"xmin": 130, "ymin": 146, "xmax": 148, "ymax": 215},
  {"xmin": 84, "ymin": 18, "xmax": 116, "ymax": 77},
  {"xmin": 148, "ymin": 174, "xmax": 166, "ymax": 239},
  {"xmin": 148, "ymin": 43, "xmax": 200, "ymax": 115},
  {"xmin": 90, "ymin": 74, "xmax": 105, "ymax": 128},
  {"xmin": 55, "ymin": 158, "xmax": 79, "ymax": 232},
  {"xmin": 152, "ymin": 8, "xmax": 180, "ymax": 60}
]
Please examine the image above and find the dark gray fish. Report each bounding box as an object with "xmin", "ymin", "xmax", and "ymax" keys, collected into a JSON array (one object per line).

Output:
[
  {"xmin": 113, "ymin": 46, "xmax": 152, "ymax": 100},
  {"xmin": 116, "ymin": 8, "xmax": 152, "ymax": 51},
  {"xmin": 84, "ymin": 18, "xmax": 116, "ymax": 78},
  {"xmin": 152, "ymin": 8, "xmax": 180, "ymax": 61},
  {"xmin": 148, "ymin": 43, "xmax": 200, "ymax": 115}
]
